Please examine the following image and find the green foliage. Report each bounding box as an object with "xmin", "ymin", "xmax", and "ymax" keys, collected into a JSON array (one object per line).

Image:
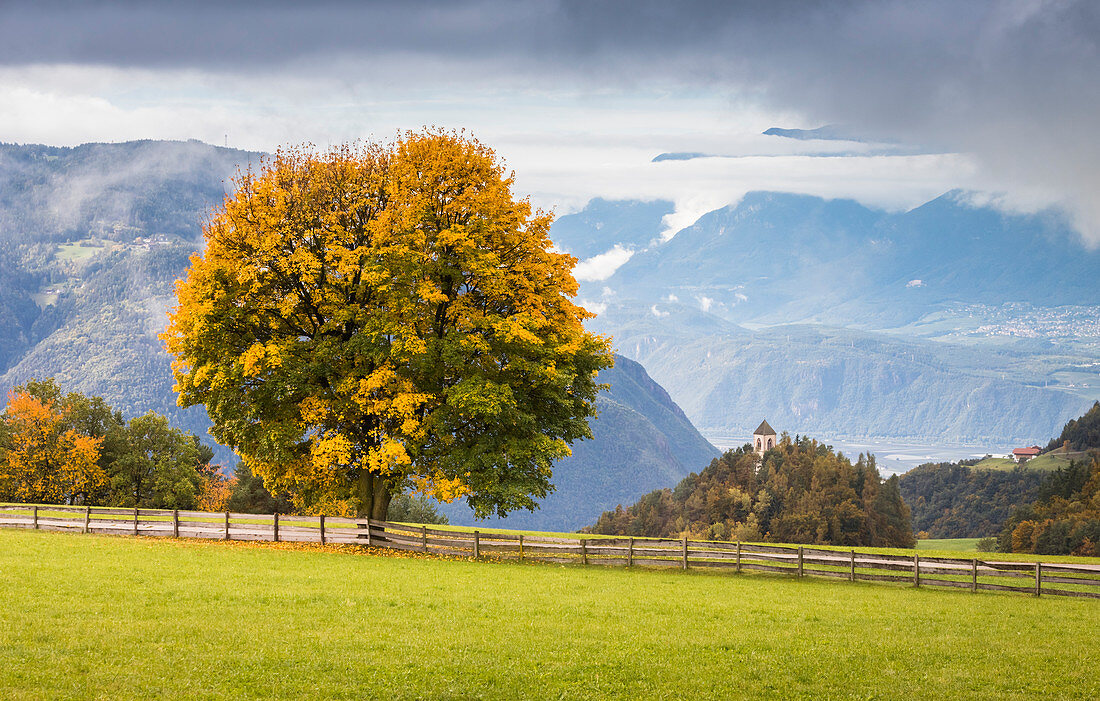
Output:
[
  {"xmin": 590, "ymin": 435, "xmax": 915, "ymax": 548},
  {"xmin": 975, "ymin": 537, "xmax": 999, "ymax": 552},
  {"xmin": 998, "ymin": 458, "xmax": 1100, "ymax": 556},
  {"xmin": 109, "ymin": 412, "xmax": 210, "ymax": 509},
  {"xmin": 225, "ymin": 461, "xmax": 294, "ymax": 515},
  {"xmin": 898, "ymin": 462, "xmax": 1046, "ymax": 537},
  {"xmin": 386, "ymin": 493, "xmax": 449, "ymax": 525},
  {"xmin": 1047, "ymin": 401, "xmax": 1100, "ymax": 451}
]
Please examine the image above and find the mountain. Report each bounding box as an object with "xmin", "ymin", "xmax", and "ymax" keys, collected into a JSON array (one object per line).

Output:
[
  {"xmin": 562, "ymin": 191, "xmax": 1100, "ymax": 444},
  {"xmin": 2, "ymin": 138, "xmax": 1099, "ymax": 518},
  {"xmin": 549, "ymin": 197, "xmax": 673, "ymax": 259},
  {"xmin": 0, "ymin": 139, "xmax": 262, "ymax": 246},
  {"xmin": 584, "ymin": 190, "xmax": 1100, "ymax": 330},
  {"xmin": 762, "ymin": 125, "xmax": 867, "ymax": 142},
  {"xmin": 438, "ymin": 355, "xmax": 720, "ymax": 531},
  {"xmin": 591, "ymin": 306, "xmax": 1092, "ymax": 444},
  {"xmin": 0, "ymin": 140, "xmax": 262, "ymax": 463},
  {"xmin": 0, "ymin": 140, "xmax": 718, "ymax": 530}
]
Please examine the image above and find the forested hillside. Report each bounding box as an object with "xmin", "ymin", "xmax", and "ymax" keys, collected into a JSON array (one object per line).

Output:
[
  {"xmin": 1046, "ymin": 401, "xmax": 1100, "ymax": 451},
  {"xmin": 589, "ymin": 435, "xmax": 914, "ymax": 548},
  {"xmin": 899, "ymin": 403, "xmax": 1100, "ymax": 541},
  {"xmin": 899, "ymin": 463, "xmax": 1046, "ymax": 538},
  {"xmin": 998, "ymin": 459, "xmax": 1100, "ymax": 555}
]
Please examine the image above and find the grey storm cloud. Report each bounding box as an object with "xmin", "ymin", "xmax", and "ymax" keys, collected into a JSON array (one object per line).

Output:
[{"xmin": 3, "ymin": 0, "xmax": 1099, "ymax": 239}]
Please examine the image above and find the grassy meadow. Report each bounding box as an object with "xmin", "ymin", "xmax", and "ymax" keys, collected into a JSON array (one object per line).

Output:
[
  {"xmin": 2, "ymin": 528, "xmax": 1098, "ymax": 700},
  {"xmin": 972, "ymin": 452, "xmax": 1081, "ymax": 472},
  {"xmin": 917, "ymin": 537, "xmax": 980, "ymax": 552}
]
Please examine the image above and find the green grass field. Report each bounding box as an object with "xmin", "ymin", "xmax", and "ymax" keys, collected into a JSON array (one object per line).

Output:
[
  {"xmin": 917, "ymin": 537, "xmax": 980, "ymax": 552},
  {"xmin": 2, "ymin": 529, "xmax": 1098, "ymax": 700},
  {"xmin": 54, "ymin": 241, "xmax": 105, "ymax": 261}
]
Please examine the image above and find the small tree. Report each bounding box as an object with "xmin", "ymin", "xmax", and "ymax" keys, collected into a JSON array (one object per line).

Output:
[
  {"xmin": 164, "ymin": 130, "xmax": 613, "ymax": 518},
  {"xmin": 0, "ymin": 390, "xmax": 104, "ymax": 505},
  {"xmin": 109, "ymin": 412, "xmax": 214, "ymax": 509}
]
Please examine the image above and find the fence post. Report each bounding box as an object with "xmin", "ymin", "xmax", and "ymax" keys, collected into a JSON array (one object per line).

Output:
[
  {"xmin": 1035, "ymin": 563, "xmax": 1042, "ymax": 597},
  {"xmin": 849, "ymin": 549, "xmax": 855, "ymax": 582},
  {"xmin": 682, "ymin": 535, "xmax": 688, "ymax": 570},
  {"xmin": 84, "ymin": 506, "xmax": 91, "ymax": 534},
  {"xmin": 519, "ymin": 534, "xmax": 524, "ymax": 561},
  {"xmin": 273, "ymin": 512, "xmax": 280, "ymax": 542},
  {"xmin": 32, "ymin": 505, "xmax": 38, "ymax": 530},
  {"xmin": 914, "ymin": 554, "xmax": 920, "ymax": 587},
  {"xmin": 319, "ymin": 515, "xmax": 326, "ymax": 545},
  {"xmin": 473, "ymin": 530, "xmax": 480, "ymax": 558},
  {"xmin": 798, "ymin": 546, "xmax": 804, "ymax": 577},
  {"xmin": 972, "ymin": 559, "xmax": 978, "ymax": 593},
  {"xmin": 628, "ymin": 537, "xmax": 634, "ymax": 567},
  {"xmin": 173, "ymin": 509, "xmax": 179, "ymax": 538},
  {"xmin": 421, "ymin": 525, "xmax": 428, "ymax": 552},
  {"xmin": 365, "ymin": 520, "xmax": 372, "ymax": 547},
  {"xmin": 133, "ymin": 507, "xmax": 139, "ymax": 536},
  {"xmin": 581, "ymin": 538, "xmax": 588, "ymax": 565},
  {"xmin": 224, "ymin": 511, "xmax": 230, "ymax": 541},
  {"xmin": 736, "ymin": 541, "xmax": 741, "ymax": 573}
]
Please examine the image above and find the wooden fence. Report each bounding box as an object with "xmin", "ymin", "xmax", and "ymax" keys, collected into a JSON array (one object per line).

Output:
[{"xmin": 3, "ymin": 503, "xmax": 1099, "ymax": 599}]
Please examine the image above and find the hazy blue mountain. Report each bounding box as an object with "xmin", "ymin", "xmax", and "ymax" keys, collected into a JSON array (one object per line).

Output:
[
  {"xmin": 541, "ymin": 191, "xmax": 1100, "ymax": 446},
  {"xmin": 584, "ymin": 190, "xmax": 1100, "ymax": 330},
  {"xmin": 0, "ymin": 139, "xmax": 262, "ymax": 246},
  {"xmin": 651, "ymin": 152, "xmax": 711, "ymax": 162},
  {"xmin": 762, "ymin": 125, "xmax": 866, "ymax": 141},
  {"xmin": 438, "ymin": 355, "xmax": 720, "ymax": 531},
  {"xmin": 595, "ymin": 191, "xmax": 880, "ymax": 323},
  {"xmin": 591, "ymin": 306, "xmax": 1091, "ymax": 445},
  {"xmin": 550, "ymin": 197, "xmax": 673, "ymax": 259}
]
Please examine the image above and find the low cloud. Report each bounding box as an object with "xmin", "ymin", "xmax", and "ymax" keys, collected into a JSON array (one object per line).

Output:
[{"xmin": 573, "ymin": 244, "xmax": 634, "ymax": 282}]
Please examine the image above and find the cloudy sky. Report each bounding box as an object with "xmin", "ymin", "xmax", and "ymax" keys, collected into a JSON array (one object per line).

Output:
[{"xmin": 1, "ymin": 0, "xmax": 1096, "ymax": 241}]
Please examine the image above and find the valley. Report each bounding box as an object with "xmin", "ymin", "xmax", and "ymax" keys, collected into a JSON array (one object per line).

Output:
[{"xmin": 1, "ymin": 139, "xmax": 1098, "ymax": 529}]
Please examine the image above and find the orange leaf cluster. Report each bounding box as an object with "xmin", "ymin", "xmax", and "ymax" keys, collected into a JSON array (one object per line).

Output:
[{"xmin": 0, "ymin": 390, "xmax": 104, "ymax": 504}]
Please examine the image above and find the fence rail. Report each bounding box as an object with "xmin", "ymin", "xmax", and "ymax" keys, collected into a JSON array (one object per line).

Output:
[{"xmin": 3, "ymin": 503, "xmax": 1098, "ymax": 599}]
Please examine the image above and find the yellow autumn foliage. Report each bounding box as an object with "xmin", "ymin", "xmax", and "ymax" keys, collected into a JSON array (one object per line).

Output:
[
  {"xmin": 164, "ymin": 130, "xmax": 612, "ymax": 519},
  {"xmin": 0, "ymin": 390, "xmax": 105, "ymax": 505}
]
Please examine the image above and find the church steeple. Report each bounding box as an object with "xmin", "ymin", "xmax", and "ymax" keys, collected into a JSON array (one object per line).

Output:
[{"xmin": 753, "ymin": 419, "xmax": 776, "ymax": 456}]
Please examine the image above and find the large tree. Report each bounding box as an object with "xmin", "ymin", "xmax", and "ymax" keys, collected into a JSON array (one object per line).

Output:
[{"xmin": 164, "ymin": 131, "xmax": 613, "ymax": 519}]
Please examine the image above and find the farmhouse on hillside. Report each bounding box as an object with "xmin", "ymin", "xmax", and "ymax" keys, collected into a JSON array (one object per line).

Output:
[
  {"xmin": 753, "ymin": 420, "xmax": 777, "ymax": 457},
  {"xmin": 1012, "ymin": 445, "xmax": 1042, "ymax": 464}
]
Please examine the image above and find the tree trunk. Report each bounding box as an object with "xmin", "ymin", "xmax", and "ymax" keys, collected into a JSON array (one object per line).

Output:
[
  {"xmin": 356, "ymin": 472, "xmax": 393, "ymax": 520},
  {"xmin": 371, "ymin": 477, "xmax": 392, "ymax": 521}
]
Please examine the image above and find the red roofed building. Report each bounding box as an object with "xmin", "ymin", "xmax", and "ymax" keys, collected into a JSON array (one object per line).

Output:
[{"xmin": 1012, "ymin": 446, "xmax": 1042, "ymax": 464}]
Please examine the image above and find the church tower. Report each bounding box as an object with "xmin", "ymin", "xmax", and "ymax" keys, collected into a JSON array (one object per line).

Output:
[{"xmin": 753, "ymin": 419, "xmax": 776, "ymax": 457}]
